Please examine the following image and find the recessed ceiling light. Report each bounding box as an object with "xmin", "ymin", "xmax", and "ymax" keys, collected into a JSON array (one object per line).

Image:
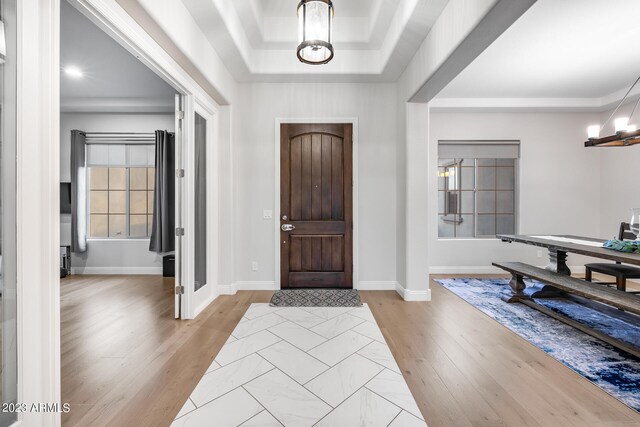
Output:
[{"xmin": 64, "ymin": 66, "xmax": 84, "ymax": 78}]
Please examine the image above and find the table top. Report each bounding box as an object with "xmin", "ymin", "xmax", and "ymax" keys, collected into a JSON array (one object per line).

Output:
[{"xmin": 497, "ymin": 234, "xmax": 640, "ymax": 266}]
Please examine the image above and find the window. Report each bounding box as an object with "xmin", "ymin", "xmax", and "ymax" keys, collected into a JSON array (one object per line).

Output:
[
  {"xmin": 87, "ymin": 144, "xmax": 155, "ymax": 238},
  {"xmin": 438, "ymin": 142, "xmax": 519, "ymax": 238}
]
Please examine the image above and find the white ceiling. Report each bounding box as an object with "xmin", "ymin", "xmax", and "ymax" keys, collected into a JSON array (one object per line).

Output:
[
  {"xmin": 437, "ymin": 0, "xmax": 640, "ymax": 107},
  {"xmin": 181, "ymin": 0, "xmax": 449, "ymax": 82},
  {"xmin": 261, "ymin": 0, "xmax": 371, "ymax": 17},
  {"xmin": 60, "ymin": 0, "xmax": 176, "ymax": 112}
]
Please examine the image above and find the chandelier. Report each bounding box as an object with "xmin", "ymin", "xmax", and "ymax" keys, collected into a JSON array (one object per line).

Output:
[
  {"xmin": 585, "ymin": 74, "xmax": 640, "ymax": 147},
  {"xmin": 297, "ymin": 0, "xmax": 334, "ymax": 65}
]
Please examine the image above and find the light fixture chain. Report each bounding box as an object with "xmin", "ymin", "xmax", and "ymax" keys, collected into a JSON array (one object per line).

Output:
[{"xmin": 628, "ymin": 94, "xmax": 640, "ymax": 123}]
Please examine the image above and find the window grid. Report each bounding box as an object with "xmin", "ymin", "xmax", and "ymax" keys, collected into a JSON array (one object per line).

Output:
[
  {"xmin": 88, "ymin": 166, "xmax": 155, "ymax": 239},
  {"xmin": 438, "ymin": 158, "xmax": 517, "ymax": 238}
]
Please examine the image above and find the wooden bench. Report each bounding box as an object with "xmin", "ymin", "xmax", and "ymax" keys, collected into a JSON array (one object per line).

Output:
[
  {"xmin": 492, "ymin": 261, "xmax": 640, "ymax": 358},
  {"xmin": 492, "ymin": 261, "xmax": 640, "ymax": 316}
]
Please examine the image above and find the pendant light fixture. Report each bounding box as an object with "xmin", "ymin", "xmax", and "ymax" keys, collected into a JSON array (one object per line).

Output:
[
  {"xmin": 297, "ymin": 0, "xmax": 334, "ymax": 65},
  {"xmin": 585, "ymin": 73, "xmax": 640, "ymax": 147}
]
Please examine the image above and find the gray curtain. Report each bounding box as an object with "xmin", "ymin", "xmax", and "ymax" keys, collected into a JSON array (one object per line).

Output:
[
  {"xmin": 149, "ymin": 130, "xmax": 175, "ymax": 253},
  {"xmin": 70, "ymin": 130, "xmax": 87, "ymax": 253}
]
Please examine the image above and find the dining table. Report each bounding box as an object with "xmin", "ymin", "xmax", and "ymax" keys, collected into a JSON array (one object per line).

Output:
[{"xmin": 494, "ymin": 234, "xmax": 640, "ymax": 358}]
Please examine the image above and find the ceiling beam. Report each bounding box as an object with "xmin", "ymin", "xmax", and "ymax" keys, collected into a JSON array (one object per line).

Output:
[{"xmin": 409, "ymin": 0, "xmax": 537, "ymax": 103}]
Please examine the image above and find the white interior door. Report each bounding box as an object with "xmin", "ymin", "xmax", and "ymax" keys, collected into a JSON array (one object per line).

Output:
[
  {"xmin": 189, "ymin": 102, "xmax": 217, "ymax": 315},
  {"xmin": 174, "ymin": 94, "xmax": 184, "ymax": 318}
]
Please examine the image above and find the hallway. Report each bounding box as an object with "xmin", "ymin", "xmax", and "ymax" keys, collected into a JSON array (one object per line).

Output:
[{"xmin": 60, "ymin": 275, "xmax": 639, "ymax": 426}]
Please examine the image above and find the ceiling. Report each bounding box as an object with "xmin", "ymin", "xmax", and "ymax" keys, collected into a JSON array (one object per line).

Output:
[
  {"xmin": 60, "ymin": 0, "xmax": 177, "ymax": 113},
  {"xmin": 436, "ymin": 0, "xmax": 640, "ymax": 108},
  {"xmin": 181, "ymin": 0, "xmax": 450, "ymax": 82},
  {"xmin": 261, "ymin": 0, "xmax": 371, "ymax": 17}
]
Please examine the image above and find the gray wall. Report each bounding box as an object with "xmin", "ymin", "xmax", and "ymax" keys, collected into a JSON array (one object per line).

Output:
[
  {"xmin": 429, "ymin": 111, "xmax": 603, "ymax": 271},
  {"xmin": 233, "ymin": 83, "xmax": 398, "ymax": 287},
  {"xmin": 60, "ymin": 113, "xmax": 174, "ymax": 274}
]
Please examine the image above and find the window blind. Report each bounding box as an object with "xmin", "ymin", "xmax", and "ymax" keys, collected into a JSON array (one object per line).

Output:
[
  {"xmin": 86, "ymin": 144, "xmax": 155, "ymax": 167},
  {"xmin": 438, "ymin": 141, "xmax": 520, "ymax": 159}
]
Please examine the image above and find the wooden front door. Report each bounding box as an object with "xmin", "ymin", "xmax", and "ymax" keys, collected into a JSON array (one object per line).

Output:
[{"xmin": 280, "ymin": 123, "xmax": 353, "ymax": 288}]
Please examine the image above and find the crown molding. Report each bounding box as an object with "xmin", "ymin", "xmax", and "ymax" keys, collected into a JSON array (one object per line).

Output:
[
  {"xmin": 430, "ymin": 85, "xmax": 640, "ymax": 113},
  {"xmin": 60, "ymin": 97, "xmax": 174, "ymax": 113}
]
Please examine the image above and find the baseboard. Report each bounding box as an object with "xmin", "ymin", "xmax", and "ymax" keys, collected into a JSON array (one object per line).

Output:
[
  {"xmin": 429, "ymin": 265, "xmax": 587, "ymax": 275},
  {"xmin": 193, "ymin": 290, "xmax": 219, "ymax": 318},
  {"xmin": 395, "ymin": 282, "xmax": 431, "ymax": 302},
  {"xmin": 218, "ymin": 283, "xmax": 238, "ymax": 295},
  {"xmin": 70, "ymin": 266, "xmax": 163, "ymax": 275},
  {"xmin": 228, "ymin": 281, "xmax": 401, "ymax": 292},
  {"xmin": 358, "ymin": 281, "xmax": 397, "ymax": 290},
  {"xmin": 429, "ymin": 266, "xmax": 508, "ymax": 274},
  {"xmin": 569, "ymin": 265, "xmax": 586, "ymax": 274},
  {"xmin": 235, "ymin": 281, "xmax": 278, "ymax": 291}
]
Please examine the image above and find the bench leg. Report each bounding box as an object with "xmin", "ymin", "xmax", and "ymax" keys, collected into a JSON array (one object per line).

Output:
[
  {"xmin": 531, "ymin": 249, "xmax": 569, "ymax": 298},
  {"xmin": 501, "ymin": 273, "xmax": 532, "ymax": 303},
  {"xmin": 616, "ymin": 276, "xmax": 626, "ymax": 292}
]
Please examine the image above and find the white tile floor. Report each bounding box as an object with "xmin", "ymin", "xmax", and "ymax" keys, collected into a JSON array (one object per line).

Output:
[{"xmin": 172, "ymin": 303, "xmax": 427, "ymax": 427}]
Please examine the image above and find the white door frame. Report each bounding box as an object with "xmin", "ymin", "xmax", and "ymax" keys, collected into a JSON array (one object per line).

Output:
[
  {"xmin": 65, "ymin": 0, "xmax": 221, "ymax": 320},
  {"xmin": 274, "ymin": 118, "xmax": 359, "ymax": 290},
  {"xmin": 17, "ymin": 0, "xmax": 222, "ymax": 424},
  {"xmin": 16, "ymin": 1, "xmax": 60, "ymax": 425}
]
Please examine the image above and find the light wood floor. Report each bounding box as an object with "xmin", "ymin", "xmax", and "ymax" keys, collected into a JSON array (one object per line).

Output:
[{"xmin": 61, "ymin": 274, "xmax": 640, "ymax": 427}]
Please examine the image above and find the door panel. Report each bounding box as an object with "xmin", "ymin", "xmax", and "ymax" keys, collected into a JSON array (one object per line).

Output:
[
  {"xmin": 194, "ymin": 112, "xmax": 207, "ymax": 292},
  {"xmin": 281, "ymin": 123, "xmax": 352, "ymax": 288}
]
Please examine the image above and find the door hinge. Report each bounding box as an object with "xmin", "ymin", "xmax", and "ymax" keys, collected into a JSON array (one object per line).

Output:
[
  {"xmin": 176, "ymin": 110, "xmax": 184, "ymax": 120},
  {"xmin": 175, "ymin": 285, "xmax": 184, "ymax": 295},
  {"xmin": 175, "ymin": 227, "xmax": 185, "ymax": 236},
  {"xmin": 176, "ymin": 168, "xmax": 185, "ymax": 178}
]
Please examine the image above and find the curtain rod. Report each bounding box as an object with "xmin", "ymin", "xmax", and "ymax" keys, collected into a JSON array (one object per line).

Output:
[
  {"xmin": 84, "ymin": 131, "xmax": 162, "ymax": 144},
  {"xmin": 85, "ymin": 138, "xmax": 155, "ymax": 140},
  {"xmin": 84, "ymin": 132, "xmax": 156, "ymax": 135},
  {"xmin": 86, "ymin": 141, "xmax": 155, "ymax": 145}
]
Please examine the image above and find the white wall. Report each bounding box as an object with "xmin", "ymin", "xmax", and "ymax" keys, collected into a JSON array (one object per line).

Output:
[
  {"xmin": 233, "ymin": 83, "xmax": 397, "ymax": 289},
  {"xmin": 60, "ymin": 112, "xmax": 174, "ymax": 273},
  {"xmin": 402, "ymin": 103, "xmax": 431, "ymax": 299},
  {"xmin": 395, "ymin": 96, "xmax": 408, "ymax": 289},
  {"xmin": 428, "ymin": 111, "xmax": 603, "ymax": 271},
  {"xmin": 398, "ymin": 0, "xmax": 498, "ymax": 101},
  {"xmin": 599, "ymin": 144, "xmax": 640, "ymax": 238},
  {"xmin": 597, "ymin": 105, "xmax": 640, "ymax": 239},
  {"xmin": 129, "ymin": 0, "xmax": 238, "ymax": 105}
]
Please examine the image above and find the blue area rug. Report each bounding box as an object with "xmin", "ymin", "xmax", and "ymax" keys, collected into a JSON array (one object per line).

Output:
[{"xmin": 436, "ymin": 278, "xmax": 640, "ymax": 412}]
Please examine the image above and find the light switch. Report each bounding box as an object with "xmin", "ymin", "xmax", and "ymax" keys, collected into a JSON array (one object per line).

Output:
[{"xmin": 263, "ymin": 210, "xmax": 273, "ymax": 219}]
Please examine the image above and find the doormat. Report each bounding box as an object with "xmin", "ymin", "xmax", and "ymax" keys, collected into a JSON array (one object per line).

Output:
[
  {"xmin": 436, "ymin": 277, "xmax": 640, "ymax": 413},
  {"xmin": 269, "ymin": 289, "xmax": 363, "ymax": 307}
]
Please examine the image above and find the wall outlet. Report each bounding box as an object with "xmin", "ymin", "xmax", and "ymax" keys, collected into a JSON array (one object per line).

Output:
[
  {"xmin": 251, "ymin": 261, "xmax": 259, "ymax": 271},
  {"xmin": 263, "ymin": 210, "xmax": 273, "ymax": 219},
  {"xmin": 537, "ymin": 250, "xmax": 543, "ymax": 258}
]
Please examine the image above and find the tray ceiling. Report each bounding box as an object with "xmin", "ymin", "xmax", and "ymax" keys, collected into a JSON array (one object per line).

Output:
[{"xmin": 181, "ymin": 0, "xmax": 450, "ymax": 82}]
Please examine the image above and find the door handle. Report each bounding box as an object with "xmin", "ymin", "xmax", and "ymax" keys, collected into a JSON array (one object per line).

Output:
[{"xmin": 281, "ymin": 224, "xmax": 295, "ymax": 232}]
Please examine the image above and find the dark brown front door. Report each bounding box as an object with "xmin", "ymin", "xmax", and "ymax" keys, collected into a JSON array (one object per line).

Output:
[{"xmin": 280, "ymin": 123, "xmax": 353, "ymax": 288}]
